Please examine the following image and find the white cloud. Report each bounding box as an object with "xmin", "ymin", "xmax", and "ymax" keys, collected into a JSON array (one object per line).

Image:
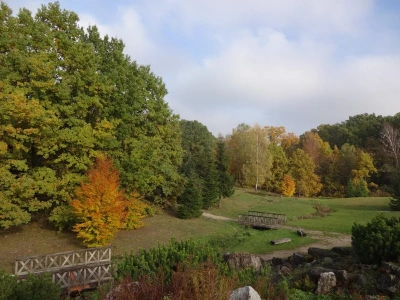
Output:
[
  {"xmin": 6, "ymin": 0, "xmax": 400, "ymax": 136},
  {"xmin": 166, "ymin": 27, "xmax": 400, "ymax": 135},
  {"xmin": 142, "ymin": 0, "xmax": 373, "ymax": 36}
]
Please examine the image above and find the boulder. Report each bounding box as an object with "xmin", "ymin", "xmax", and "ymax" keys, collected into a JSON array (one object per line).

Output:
[
  {"xmin": 224, "ymin": 253, "xmax": 263, "ymax": 272},
  {"xmin": 381, "ymin": 262, "xmax": 400, "ymax": 276},
  {"xmin": 290, "ymin": 252, "xmax": 305, "ymax": 266},
  {"xmin": 307, "ymin": 267, "xmax": 334, "ymax": 282},
  {"xmin": 321, "ymin": 257, "xmax": 334, "ymax": 269},
  {"xmin": 230, "ymin": 286, "xmax": 261, "ymax": 300},
  {"xmin": 376, "ymin": 274, "xmax": 399, "ymax": 295},
  {"xmin": 331, "ymin": 246, "xmax": 353, "ymax": 256},
  {"xmin": 280, "ymin": 266, "xmax": 291, "ymax": 276},
  {"xmin": 308, "ymin": 247, "xmax": 339, "ymax": 259},
  {"xmin": 306, "ymin": 267, "xmax": 347, "ymax": 283},
  {"xmin": 315, "ymin": 272, "xmax": 336, "ymax": 295},
  {"xmin": 271, "ymin": 257, "xmax": 284, "ymax": 266}
]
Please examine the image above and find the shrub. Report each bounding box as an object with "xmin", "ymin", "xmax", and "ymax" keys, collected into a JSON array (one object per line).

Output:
[
  {"xmin": 0, "ymin": 271, "xmax": 60, "ymax": 300},
  {"xmin": 115, "ymin": 239, "xmax": 222, "ymax": 282},
  {"xmin": 352, "ymin": 214, "xmax": 400, "ymax": 264},
  {"xmin": 345, "ymin": 179, "xmax": 369, "ymax": 198},
  {"xmin": 0, "ymin": 270, "xmax": 18, "ymax": 300},
  {"xmin": 115, "ymin": 238, "xmax": 270, "ymax": 289}
]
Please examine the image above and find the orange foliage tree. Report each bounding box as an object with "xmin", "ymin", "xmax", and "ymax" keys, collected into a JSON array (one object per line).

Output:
[
  {"xmin": 280, "ymin": 175, "xmax": 296, "ymax": 197},
  {"xmin": 71, "ymin": 156, "xmax": 128, "ymax": 247}
]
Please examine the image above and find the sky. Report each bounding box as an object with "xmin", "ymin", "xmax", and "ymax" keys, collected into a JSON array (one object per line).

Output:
[{"xmin": 6, "ymin": 0, "xmax": 400, "ymax": 136}]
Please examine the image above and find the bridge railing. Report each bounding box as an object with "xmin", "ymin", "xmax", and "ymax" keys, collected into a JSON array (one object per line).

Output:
[
  {"xmin": 238, "ymin": 214, "xmax": 279, "ymax": 229},
  {"xmin": 15, "ymin": 246, "xmax": 112, "ymax": 294},
  {"xmin": 248, "ymin": 211, "xmax": 286, "ymax": 224}
]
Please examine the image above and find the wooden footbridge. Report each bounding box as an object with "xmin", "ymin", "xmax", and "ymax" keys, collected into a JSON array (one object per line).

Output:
[
  {"xmin": 238, "ymin": 211, "xmax": 286, "ymax": 229},
  {"xmin": 15, "ymin": 246, "xmax": 113, "ymax": 294}
]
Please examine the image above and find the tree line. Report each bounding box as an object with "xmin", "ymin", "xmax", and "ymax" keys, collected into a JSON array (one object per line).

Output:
[{"xmin": 225, "ymin": 113, "xmax": 400, "ymax": 199}]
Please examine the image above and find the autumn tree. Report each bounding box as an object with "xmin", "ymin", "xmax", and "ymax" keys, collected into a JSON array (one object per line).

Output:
[
  {"xmin": 71, "ymin": 156, "xmax": 127, "ymax": 247},
  {"xmin": 123, "ymin": 191, "xmax": 149, "ymax": 230},
  {"xmin": 242, "ymin": 124, "xmax": 271, "ymax": 190},
  {"xmin": 280, "ymin": 175, "xmax": 296, "ymax": 197},
  {"xmin": 226, "ymin": 123, "xmax": 251, "ymax": 185},
  {"xmin": 289, "ymin": 149, "xmax": 322, "ymax": 197},
  {"xmin": 264, "ymin": 143, "xmax": 288, "ymax": 193}
]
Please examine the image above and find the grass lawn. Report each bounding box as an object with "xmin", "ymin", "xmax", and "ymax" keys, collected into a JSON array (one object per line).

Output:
[
  {"xmin": 208, "ymin": 188, "xmax": 400, "ymax": 233},
  {"xmin": 0, "ymin": 209, "xmax": 314, "ymax": 273},
  {"xmin": 1, "ymin": 188, "xmax": 397, "ymax": 273}
]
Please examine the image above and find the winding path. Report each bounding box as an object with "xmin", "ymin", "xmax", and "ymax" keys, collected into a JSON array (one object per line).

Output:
[{"xmin": 202, "ymin": 212, "xmax": 351, "ymax": 260}]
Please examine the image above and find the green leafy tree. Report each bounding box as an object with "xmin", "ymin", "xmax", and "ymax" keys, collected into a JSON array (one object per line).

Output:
[
  {"xmin": 0, "ymin": 2, "xmax": 184, "ymax": 230},
  {"xmin": 85, "ymin": 26, "xmax": 183, "ymax": 204},
  {"xmin": 345, "ymin": 178, "xmax": 369, "ymax": 197}
]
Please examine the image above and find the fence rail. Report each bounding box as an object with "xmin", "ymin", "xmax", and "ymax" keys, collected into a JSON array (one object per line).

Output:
[
  {"xmin": 248, "ymin": 211, "xmax": 286, "ymax": 224},
  {"xmin": 52, "ymin": 262, "xmax": 113, "ymax": 294},
  {"xmin": 238, "ymin": 214, "xmax": 278, "ymax": 229},
  {"xmin": 15, "ymin": 246, "xmax": 111, "ymax": 276},
  {"xmin": 15, "ymin": 246, "xmax": 112, "ymax": 294}
]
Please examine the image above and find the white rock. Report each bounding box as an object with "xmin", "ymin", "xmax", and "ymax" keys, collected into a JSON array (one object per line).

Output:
[
  {"xmin": 316, "ymin": 272, "xmax": 336, "ymax": 295},
  {"xmin": 230, "ymin": 286, "xmax": 261, "ymax": 300}
]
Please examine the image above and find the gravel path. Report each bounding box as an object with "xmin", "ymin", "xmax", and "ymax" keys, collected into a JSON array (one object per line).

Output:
[{"xmin": 202, "ymin": 212, "xmax": 351, "ymax": 260}]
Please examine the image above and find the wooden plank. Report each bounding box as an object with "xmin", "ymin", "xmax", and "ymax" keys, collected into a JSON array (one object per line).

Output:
[{"xmin": 270, "ymin": 238, "xmax": 291, "ymax": 245}]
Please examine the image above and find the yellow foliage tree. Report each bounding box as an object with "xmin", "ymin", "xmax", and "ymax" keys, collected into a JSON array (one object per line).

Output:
[
  {"xmin": 280, "ymin": 175, "xmax": 296, "ymax": 196},
  {"xmin": 123, "ymin": 191, "xmax": 149, "ymax": 230},
  {"xmin": 71, "ymin": 156, "xmax": 127, "ymax": 247}
]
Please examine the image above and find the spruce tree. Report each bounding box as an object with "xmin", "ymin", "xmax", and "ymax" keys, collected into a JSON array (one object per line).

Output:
[
  {"xmin": 215, "ymin": 136, "xmax": 235, "ymax": 203},
  {"xmin": 202, "ymin": 166, "xmax": 219, "ymax": 209},
  {"xmin": 178, "ymin": 177, "xmax": 203, "ymax": 219},
  {"xmin": 389, "ymin": 171, "xmax": 400, "ymax": 211}
]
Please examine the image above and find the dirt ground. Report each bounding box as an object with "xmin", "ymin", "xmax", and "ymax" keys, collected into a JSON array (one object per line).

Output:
[{"xmin": 202, "ymin": 212, "xmax": 352, "ymax": 261}]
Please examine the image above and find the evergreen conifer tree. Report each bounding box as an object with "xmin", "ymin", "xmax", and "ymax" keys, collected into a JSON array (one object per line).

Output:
[
  {"xmin": 178, "ymin": 177, "xmax": 203, "ymax": 219},
  {"xmin": 215, "ymin": 137, "xmax": 235, "ymax": 203},
  {"xmin": 202, "ymin": 166, "xmax": 219, "ymax": 209},
  {"xmin": 389, "ymin": 171, "xmax": 400, "ymax": 211}
]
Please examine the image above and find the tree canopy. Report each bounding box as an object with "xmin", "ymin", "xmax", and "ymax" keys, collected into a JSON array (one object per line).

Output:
[{"xmin": 0, "ymin": 2, "xmax": 183, "ymax": 229}]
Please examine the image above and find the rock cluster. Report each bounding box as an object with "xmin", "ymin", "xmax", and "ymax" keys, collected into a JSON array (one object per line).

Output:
[{"xmin": 266, "ymin": 246, "xmax": 400, "ymax": 297}]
